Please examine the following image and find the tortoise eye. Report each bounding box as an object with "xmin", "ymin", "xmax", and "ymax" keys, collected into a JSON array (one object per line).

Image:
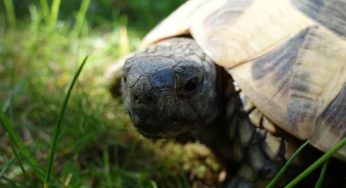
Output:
[{"xmin": 184, "ymin": 77, "xmax": 199, "ymax": 92}]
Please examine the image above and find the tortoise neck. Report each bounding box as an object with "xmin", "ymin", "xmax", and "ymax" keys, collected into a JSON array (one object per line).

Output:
[{"xmin": 192, "ymin": 67, "xmax": 236, "ymax": 150}]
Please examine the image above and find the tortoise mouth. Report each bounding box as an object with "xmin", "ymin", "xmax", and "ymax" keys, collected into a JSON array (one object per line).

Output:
[
  {"xmin": 134, "ymin": 121, "xmax": 201, "ymax": 139},
  {"xmin": 134, "ymin": 122, "xmax": 187, "ymax": 139},
  {"xmin": 128, "ymin": 99, "xmax": 201, "ymax": 138}
]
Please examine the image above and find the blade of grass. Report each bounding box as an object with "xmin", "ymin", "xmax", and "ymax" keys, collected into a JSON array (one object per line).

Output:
[
  {"xmin": 71, "ymin": 0, "xmax": 91, "ymax": 37},
  {"xmin": 103, "ymin": 148, "xmax": 113, "ymax": 187},
  {"xmin": 180, "ymin": 174, "xmax": 190, "ymax": 188},
  {"xmin": 266, "ymin": 140, "xmax": 310, "ymax": 188},
  {"xmin": 29, "ymin": 5, "xmax": 40, "ymax": 41},
  {"xmin": 0, "ymin": 108, "xmax": 46, "ymax": 181},
  {"xmin": 1, "ymin": 83, "xmax": 21, "ymax": 113},
  {"xmin": 119, "ymin": 16, "xmax": 129, "ymax": 57},
  {"xmin": 285, "ymin": 137, "xmax": 346, "ymax": 188},
  {"xmin": 39, "ymin": 0, "xmax": 50, "ymax": 20},
  {"xmin": 1, "ymin": 85, "xmax": 38, "ymax": 184},
  {"xmin": 50, "ymin": 0, "xmax": 62, "ymax": 30},
  {"xmin": 9, "ymin": 144, "xmax": 33, "ymax": 184},
  {"xmin": 0, "ymin": 176, "xmax": 22, "ymax": 188},
  {"xmin": 44, "ymin": 55, "xmax": 89, "ymax": 186},
  {"xmin": 122, "ymin": 139, "xmax": 139, "ymax": 169},
  {"xmin": 150, "ymin": 181, "xmax": 158, "ymax": 188},
  {"xmin": 3, "ymin": 0, "xmax": 16, "ymax": 28},
  {"xmin": 0, "ymin": 158, "xmax": 14, "ymax": 177},
  {"xmin": 314, "ymin": 160, "xmax": 329, "ymax": 188}
]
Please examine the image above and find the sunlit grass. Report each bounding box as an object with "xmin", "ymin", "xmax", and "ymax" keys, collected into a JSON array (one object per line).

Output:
[
  {"xmin": 44, "ymin": 56, "xmax": 89, "ymax": 186},
  {"xmin": 2, "ymin": 0, "xmax": 344, "ymax": 187},
  {"xmin": 3, "ymin": 0, "xmax": 16, "ymax": 28},
  {"xmin": 49, "ymin": 0, "xmax": 62, "ymax": 31},
  {"xmin": 71, "ymin": 0, "xmax": 90, "ymax": 37},
  {"xmin": 0, "ymin": 1, "xmax": 218, "ymax": 187}
]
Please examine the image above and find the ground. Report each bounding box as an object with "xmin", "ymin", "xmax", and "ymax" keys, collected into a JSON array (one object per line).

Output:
[
  {"xmin": 0, "ymin": 1, "xmax": 343, "ymax": 187},
  {"xmin": 0, "ymin": 1, "xmax": 222, "ymax": 187}
]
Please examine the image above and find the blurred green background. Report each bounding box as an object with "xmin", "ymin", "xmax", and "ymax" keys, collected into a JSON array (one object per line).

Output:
[
  {"xmin": 1, "ymin": 0, "xmax": 185, "ymax": 32},
  {"xmin": 0, "ymin": 0, "xmax": 221, "ymax": 187}
]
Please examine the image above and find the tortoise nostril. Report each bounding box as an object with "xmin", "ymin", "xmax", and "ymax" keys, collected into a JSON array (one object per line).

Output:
[
  {"xmin": 147, "ymin": 95, "xmax": 153, "ymax": 102},
  {"xmin": 133, "ymin": 94, "xmax": 155, "ymax": 103},
  {"xmin": 184, "ymin": 77, "xmax": 199, "ymax": 92}
]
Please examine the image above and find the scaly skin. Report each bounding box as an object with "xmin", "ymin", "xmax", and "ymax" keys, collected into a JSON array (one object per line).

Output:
[{"xmin": 122, "ymin": 38, "xmax": 218, "ymax": 137}]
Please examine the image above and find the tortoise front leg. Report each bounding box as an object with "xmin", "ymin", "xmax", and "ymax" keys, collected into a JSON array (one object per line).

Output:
[
  {"xmin": 224, "ymin": 91, "xmax": 300, "ymax": 187},
  {"xmin": 227, "ymin": 116, "xmax": 288, "ymax": 187}
]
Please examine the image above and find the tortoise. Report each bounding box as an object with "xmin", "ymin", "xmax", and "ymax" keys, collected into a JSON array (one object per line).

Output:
[{"xmin": 110, "ymin": 0, "xmax": 346, "ymax": 186}]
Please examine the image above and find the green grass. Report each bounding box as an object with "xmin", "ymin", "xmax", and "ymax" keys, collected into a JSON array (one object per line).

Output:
[
  {"xmin": 3, "ymin": 0, "xmax": 16, "ymax": 28},
  {"xmin": 44, "ymin": 55, "xmax": 89, "ymax": 186},
  {"xmin": 314, "ymin": 160, "xmax": 329, "ymax": 188},
  {"xmin": 1, "ymin": 0, "xmax": 345, "ymax": 187},
  {"xmin": 266, "ymin": 140, "xmax": 311, "ymax": 188},
  {"xmin": 0, "ymin": 1, "xmax": 219, "ymax": 187},
  {"xmin": 284, "ymin": 137, "xmax": 346, "ymax": 188}
]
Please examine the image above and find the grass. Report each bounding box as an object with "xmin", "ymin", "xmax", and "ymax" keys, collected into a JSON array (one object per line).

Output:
[
  {"xmin": 266, "ymin": 140, "xmax": 311, "ymax": 188},
  {"xmin": 314, "ymin": 160, "xmax": 329, "ymax": 188},
  {"xmin": 284, "ymin": 137, "xmax": 346, "ymax": 187},
  {"xmin": 1, "ymin": 0, "xmax": 345, "ymax": 187},
  {"xmin": 0, "ymin": 1, "xmax": 219, "ymax": 187},
  {"xmin": 3, "ymin": 0, "xmax": 16, "ymax": 28},
  {"xmin": 44, "ymin": 55, "xmax": 89, "ymax": 186}
]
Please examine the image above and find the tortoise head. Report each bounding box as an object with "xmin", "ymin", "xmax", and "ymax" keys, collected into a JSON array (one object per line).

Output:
[{"xmin": 121, "ymin": 38, "xmax": 219, "ymax": 138}]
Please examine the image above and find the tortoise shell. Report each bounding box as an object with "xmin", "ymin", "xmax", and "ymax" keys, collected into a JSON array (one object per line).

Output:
[{"xmin": 139, "ymin": 0, "xmax": 346, "ymax": 160}]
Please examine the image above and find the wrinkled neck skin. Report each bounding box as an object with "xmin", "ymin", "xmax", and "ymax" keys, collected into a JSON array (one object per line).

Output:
[
  {"xmin": 191, "ymin": 65, "xmax": 234, "ymax": 153},
  {"xmin": 122, "ymin": 38, "xmax": 233, "ymax": 149}
]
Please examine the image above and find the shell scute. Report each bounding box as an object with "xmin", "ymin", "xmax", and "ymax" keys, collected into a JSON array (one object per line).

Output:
[
  {"xmin": 292, "ymin": 0, "xmax": 346, "ymax": 37},
  {"xmin": 230, "ymin": 26, "xmax": 346, "ymax": 159}
]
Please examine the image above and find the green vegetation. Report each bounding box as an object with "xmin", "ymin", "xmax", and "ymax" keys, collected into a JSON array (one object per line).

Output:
[
  {"xmin": 266, "ymin": 140, "xmax": 311, "ymax": 188},
  {"xmin": 0, "ymin": 0, "xmax": 220, "ymax": 187},
  {"xmin": 285, "ymin": 137, "xmax": 346, "ymax": 188},
  {"xmin": 1, "ymin": 0, "xmax": 344, "ymax": 187}
]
